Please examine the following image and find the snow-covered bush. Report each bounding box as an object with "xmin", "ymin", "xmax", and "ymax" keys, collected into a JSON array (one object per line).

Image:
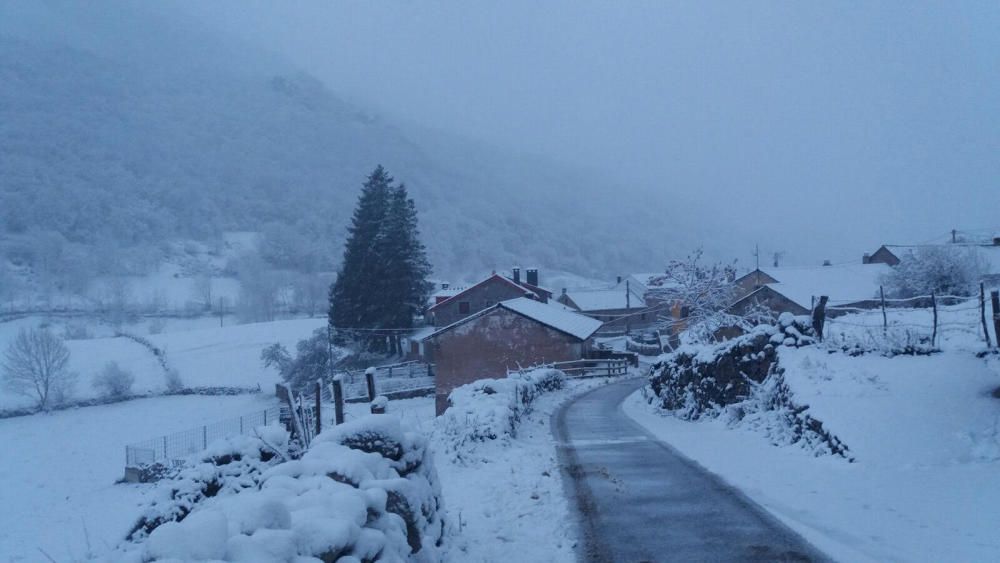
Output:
[
  {"xmin": 164, "ymin": 368, "xmax": 184, "ymax": 392},
  {"xmin": 113, "ymin": 416, "xmax": 444, "ymax": 562},
  {"xmin": 882, "ymin": 245, "xmax": 986, "ymax": 298},
  {"xmin": 646, "ymin": 320, "xmax": 851, "ymax": 459},
  {"xmin": 125, "ymin": 426, "xmax": 291, "ymax": 543},
  {"xmin": 824, "ymin": 325, "xmax": 936, "ymax": 357},
  {"xmin": 261, "ymin": 327, "xmax": 344, "ymax": 392},
  {"xmin": 93, "ymin": 361, "xmax": 135, "ymax": 399},
  {"xmin": 438, "ymin": 368, "xmax": 564, "ymax": 454}
]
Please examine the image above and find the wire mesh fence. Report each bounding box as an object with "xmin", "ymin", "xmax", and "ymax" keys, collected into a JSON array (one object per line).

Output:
[
  {"xmin": 125, "ymin": 406, "xmax": 281, "ymax": 468},
  {"xmin": 819, "ymin": 287, "xmax": 998, "ymax": 349}
]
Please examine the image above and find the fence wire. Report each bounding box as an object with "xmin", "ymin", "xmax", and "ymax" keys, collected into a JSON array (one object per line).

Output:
[{"xmin": 125, "ymin": 406, "xmax": 281, "ymax": 467}]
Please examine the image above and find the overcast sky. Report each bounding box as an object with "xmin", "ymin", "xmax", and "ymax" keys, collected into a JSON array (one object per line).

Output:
[{"xmin": 183, "ymin": 1, "xmax": 999, "ymax": 266}]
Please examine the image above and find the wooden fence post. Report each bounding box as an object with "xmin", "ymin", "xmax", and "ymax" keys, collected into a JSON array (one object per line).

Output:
[
  {"xmin": 991, "ymin": 290, "xmax": 1000, "ymax": 348},
  {"xmin": 811, "ymin": 295, "xmax": 828, "ymax": 342},
  {"xmin": 365, "ymin": 367, "xmax": 377, "ymax": 402},
  {"xmin": 879, "ymin": 285, "xmax": 888, "ymax": 335},
  {"xmin": 314, "ymin": 380, "xmax": 322, "ymax": 436},
  {"xmin": 981, "ymin": 283, "xmax": 991, "ymax": 347},
  {"xmin": 931, "ymin": 293, "xmax": 937, "ymax": 347},
  {"xmin": 332, "ymin": 377, "xmax": 345, "ymax": 425}
]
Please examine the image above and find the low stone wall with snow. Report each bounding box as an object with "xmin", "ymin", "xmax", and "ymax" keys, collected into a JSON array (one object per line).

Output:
[
  {"xmin": 437, "ymin": 368, "xmax": 564, "ymax": 455},
  {"xmin": 111, "ymin": 416, "xmax": 445, "ymax": 562},
  {"xmin": 647, "ymin": 317, "xmax": 852, "ymax": 459}
]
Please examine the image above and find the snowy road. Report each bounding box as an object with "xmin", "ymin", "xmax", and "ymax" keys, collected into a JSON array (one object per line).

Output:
[{"xmin": 553, "ymin": 379, "xmax": 829, "ymax": 562}]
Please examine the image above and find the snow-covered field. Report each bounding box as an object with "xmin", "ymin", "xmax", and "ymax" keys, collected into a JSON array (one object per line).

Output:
[
  {"xmin": 0, "ymin": 316, "xmax": 325, "ymax": 409},
  {"xmin": 626, "ymin": 345, "xmax": 1000, "ymax": 562},
  {"xmin": 0, "ymin": 393, "xmax": 278, "ymax": 562},
  {"xmin": 0, "ymin": 368, "xmax": 603, "ymax": 562}
]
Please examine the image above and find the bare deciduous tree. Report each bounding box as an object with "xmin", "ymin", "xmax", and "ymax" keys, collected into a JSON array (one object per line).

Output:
[
  {"xmin": 2, "ymin": 328, "xmax": 75, "ymax": 409},
  {"xmin": 648, "ymin": 250, "xmax": 741, "ymax": 343}
]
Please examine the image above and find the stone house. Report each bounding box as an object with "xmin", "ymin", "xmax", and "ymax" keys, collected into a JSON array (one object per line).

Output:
[
  {"xmin": 728, "ymin": 263, "xmax": 891, "ymax": 317},
  {"xmin": 422, "ymin": 297, "xmax": 602, "ymax": 414},
  {"xmin": 426, "ymin": 269, "xmax": 552, "ymax": 328}
]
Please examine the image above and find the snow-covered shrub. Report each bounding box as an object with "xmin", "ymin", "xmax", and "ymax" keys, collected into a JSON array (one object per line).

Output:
[
  {"xmin": 62, "ymin": 322, "xmax": 92, "ymax": 340},
  {"xmin": 93, "ymin": 361, "xmax": 135, "ymax": 399},
  {"xmin": 438, "ymin": 368, "xmax": 565, "ymax": 453},
  {"xmin": 824, "ymin": 325, "xmax": 936, "ymax": 357},
  {"xmin": 647, "ymin": 321, "xmax": 851, "ymax": 459},
  {"xmin": 112, "ymin": 416, "xmax": 444, "ymax": 563},
  {"xmin": 261, "ymin": 327, "xmax": 344, "ymax": 392},
  {"xmin": 164, "ymin": 368, "xmax": 184, "ymax": 392},
  {"xmin": 882, "ymin": 245, "xmax": 986, "ymax": 299},
  {"xmin": 125, "ymin": 426, "xmax": 291, "ymax": 543}
]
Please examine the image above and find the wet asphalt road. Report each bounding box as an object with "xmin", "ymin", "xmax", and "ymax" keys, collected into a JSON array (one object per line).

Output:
[{"xmin": 552, "ymin": 379, "xmax": 829, "ymax": 563}]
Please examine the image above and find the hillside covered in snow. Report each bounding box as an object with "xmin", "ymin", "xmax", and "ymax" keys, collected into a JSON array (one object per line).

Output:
[{"xmin": 0, "ymin": 1, "xmax": 678, "ymax": 291}]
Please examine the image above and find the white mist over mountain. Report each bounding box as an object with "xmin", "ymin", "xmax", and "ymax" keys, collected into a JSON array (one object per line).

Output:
[
  {"xmin": 3, "ymin": 1, "xmax": 999, "ymax": 284},
  {"xmin": 0, "ymin": 1, "xmax": 700, "ymax": 284}
]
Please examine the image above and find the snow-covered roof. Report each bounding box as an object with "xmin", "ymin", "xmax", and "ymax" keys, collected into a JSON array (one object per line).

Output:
[
  {"xmin": 563, "ymin": 288, "xmax": 646, "ymax": 311},
  {"xmin": 622, "ymin": 272, "xmax": 680, "ymax": 292},
  {"xmin": 424, "ymin": 297, "xmax": 602, "ymax": 341},
  {"xmin": 427, "ymin": 273, "xmax": 540, "ymax": 311},
  {"xmin": 499, "ymin": 298, "xmax": 604, "ymax": 340},
  {"xmin": 755, "ymin": 263, "xmax": 892, "ymax": 309}
]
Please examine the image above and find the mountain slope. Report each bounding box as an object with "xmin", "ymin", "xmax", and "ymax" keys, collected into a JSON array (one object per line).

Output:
[{"xmin": 0, "ymin": 5, "xmax": 680, "ymax": 281}]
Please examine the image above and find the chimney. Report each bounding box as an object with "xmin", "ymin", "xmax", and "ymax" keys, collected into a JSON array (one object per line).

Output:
[
  {"xmin": 862, "ymin": 253, "xmax": 871, "ymax": 264},
  {"xmin": 952, "ymin": 229, "xmax": 957, "ymax": 243},
  {"xmin": 526, "ymin": 268, "xmax": 539, "ymax": 287},
  {"xmin": 512, "ymin": 267, "xmax": 521, "ymax": 284},
  {"xmin": 993, "ymin": 237, "xmax": 1000, "ymax": 246},
  {"xmin": 616, "ymin": 275, "xmax": 623, "ymax": 284},
  {"xmin": 562, "ymin": 287, "xmax": 567, "ymax": 295},
  {"xmin": 441, "ymin": 282, "xmax": 449, "ymax": 290},
  {"xmin": 822, "ymin": 260, "xmax": 832, "ymax": 266}
]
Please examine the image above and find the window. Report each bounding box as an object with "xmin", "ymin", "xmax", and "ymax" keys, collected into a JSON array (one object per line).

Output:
[{"xmin": 459, "ymin": 301, "xmax": 470, "ymax": 314}]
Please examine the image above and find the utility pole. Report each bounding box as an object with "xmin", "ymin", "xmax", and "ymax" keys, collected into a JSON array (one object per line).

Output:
[
  {"xmin": 625, "ymin": 280, "xmax": 631, "ymax": 336},
  {"xmin": 218, "ymin": 297, "xmax": 224, "ymax": 327},
  {"xmin": 753, "ymin": 244, "xmax": 760, "ymax": 288}
]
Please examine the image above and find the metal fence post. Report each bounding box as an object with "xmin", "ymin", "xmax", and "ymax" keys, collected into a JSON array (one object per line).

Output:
[
  {"xmin": 991, "ymin": 290, "xmax": 1000, "ymax": 348},
  {"xmin": 202, "ymin": 426, "xmax": 207, "ymax": 449},
  {"xmin": 981, "ymin": 283, "xmax": 991, "ymax": 347},
  {"xmin": 240, "ymin": 416, "xmax": 244, "ymax": 434},
  {"xmin": 162, "ymin": 435, "xmax": 167, "ymax": 460},
  {"xmin": 263, "ymin": 409, "xmax": 267, "ymax": 425}
]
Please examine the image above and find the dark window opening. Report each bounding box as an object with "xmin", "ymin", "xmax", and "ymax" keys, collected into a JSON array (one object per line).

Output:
[{"xmin": 459, "ymin": 301, "xmax": 470, "ymax": 314}]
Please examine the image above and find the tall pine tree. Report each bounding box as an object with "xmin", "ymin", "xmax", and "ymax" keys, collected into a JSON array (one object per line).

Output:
[{"xmin": 328, "ymin": 166, "xmax": 431, "ymax": 353}]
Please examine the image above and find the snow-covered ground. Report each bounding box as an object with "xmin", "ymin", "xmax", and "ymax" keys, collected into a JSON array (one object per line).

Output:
[
  {"xmin": 0, "ymin": 375, "xmax": 607, "ymax": 562},
  {"xmin": 0, "ymin": 393, "xmax": 278, "ymax": 562},
  {"xmin": 435, "ymin": 378, "xmax": 610, "ymax": 563},
  {"xmin": 0, "ymin": 316, "xmax": 325, "ymax": 409},
  {"xmin": 626, "ymin": 346, "xmax": 1000, "ymax": 562}
]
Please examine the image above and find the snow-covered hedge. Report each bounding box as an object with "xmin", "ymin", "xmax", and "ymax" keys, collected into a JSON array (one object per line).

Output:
[
  {"xmin": 125, "ymin": 426, "xmax": 291, "ymax": 543},
  {"xmin": 647, "ymin": 319, "xmax": 852, "ymax": 459},
  {"xmin": 111, "ymin": 416, "xmax": 444, "ymax": 562},
  {"xmin": 824, "ymin": 325, "xmax": 936, "ymax": 357},
  {"xmin": 438, "ymin": 368, "xmax": 564, "ymax": 453}
]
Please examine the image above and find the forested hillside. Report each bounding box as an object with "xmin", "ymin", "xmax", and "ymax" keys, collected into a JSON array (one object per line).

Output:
[{"xmin": 0, "ymin": 3, "xmax": 677, "ymax": 295}]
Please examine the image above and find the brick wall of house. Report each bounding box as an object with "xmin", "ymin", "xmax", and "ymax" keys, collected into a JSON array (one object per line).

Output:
[
  {"xmin": 430, "ymin": 276, "xmax": 533, "ymax": 327},
  {"xmin": 427, "ymin": 307, "xmax": 587, "ymax": 414}
]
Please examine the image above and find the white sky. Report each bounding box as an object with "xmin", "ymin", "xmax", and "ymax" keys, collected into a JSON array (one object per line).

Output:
[{"xmin": 183, "ymin": 2, "xmax": 1000, "ymax": 264}]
